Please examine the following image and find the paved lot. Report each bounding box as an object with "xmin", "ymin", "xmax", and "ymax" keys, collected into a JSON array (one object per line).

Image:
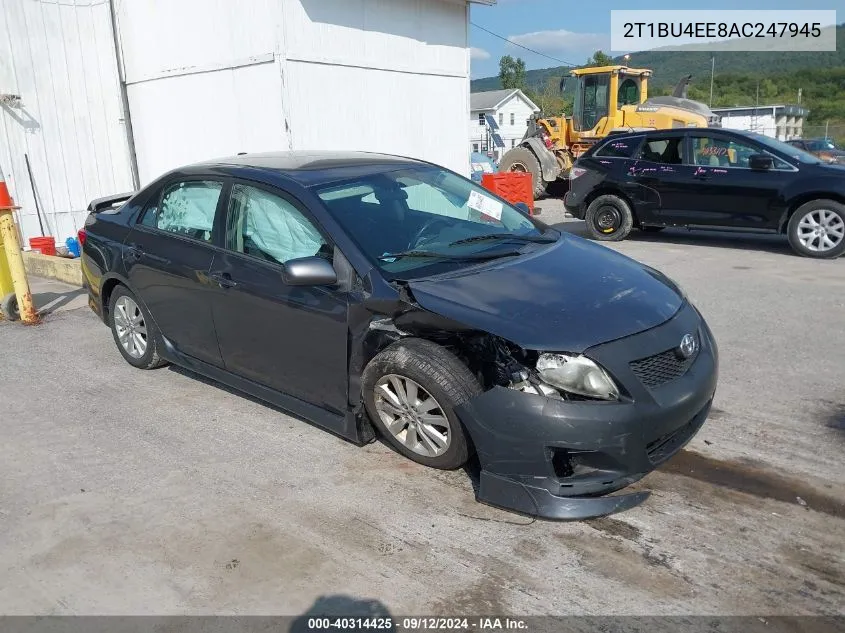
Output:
[{"xmin": 1, "ymin": 210, "xmax": 844, "ymax": 617}]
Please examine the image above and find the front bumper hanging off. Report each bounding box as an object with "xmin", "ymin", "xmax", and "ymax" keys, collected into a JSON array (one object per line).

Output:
[{"xmin": 454, "ymin": 304, "xmax": 719, "ymax": 520}]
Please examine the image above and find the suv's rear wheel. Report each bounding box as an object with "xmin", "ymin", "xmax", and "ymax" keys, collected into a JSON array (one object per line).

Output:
[
  {"xmin": 361, "ymin": 338, "xmax": 481, "ymax": 470},
  {"xmin": 585, "ymin": 194, "xmax": 634, "ymax": 241},
  {"xmin": 787, "ymin": 200, "xmax": 845, "ymax": 259}
]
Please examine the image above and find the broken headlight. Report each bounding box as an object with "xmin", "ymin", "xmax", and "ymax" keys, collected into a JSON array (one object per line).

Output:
[{"xmin": 536, "ymin": 353, "xmax": 619, "ymax": 401}]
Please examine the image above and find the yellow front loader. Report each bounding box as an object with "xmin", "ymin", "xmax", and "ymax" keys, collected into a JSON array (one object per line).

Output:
[{"xmin": 498, "ymin": 65, "xmax": 721, "ymax": 198}]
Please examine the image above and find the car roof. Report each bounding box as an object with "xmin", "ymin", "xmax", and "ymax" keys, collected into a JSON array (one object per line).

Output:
[
  {"xmin": 190, "ymin": 150, "xmax": 429, "ymax": 187},
  {"xmin": 603, "ymin": 127, "xmax": 768, "ymax": 142}
]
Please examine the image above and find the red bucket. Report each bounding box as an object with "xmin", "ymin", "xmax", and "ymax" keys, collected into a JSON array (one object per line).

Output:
[{"xmin": 29, "ymin": 236, "xmax": 56, "ymax": 256}]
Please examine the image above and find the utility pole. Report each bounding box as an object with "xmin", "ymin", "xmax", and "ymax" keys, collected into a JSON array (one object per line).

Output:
[
  {"xmin": 825, "ymin": 120, "xmax": 829, "ymax": 140},
  {"xmin": 797, "ymin": 88, "xmax": 802, "ymax": 104},
  {"xmin": 709, "ymin": 56, "xmax": 715, "ymax": 108}
]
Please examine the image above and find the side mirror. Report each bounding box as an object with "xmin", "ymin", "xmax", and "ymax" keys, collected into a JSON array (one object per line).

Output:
[
  {"xmin": 749, "ymin": 154, "xmax": 774, "ymax": 170},
  {"xmin": 282, "ymin": 256, "xmax": 337, "ymax": 286}
]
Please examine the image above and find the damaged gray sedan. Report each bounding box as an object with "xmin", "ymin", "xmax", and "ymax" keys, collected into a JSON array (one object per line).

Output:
[{"xmin": 80, "ymin": 151, "xmax": 718, "ymax": 520}]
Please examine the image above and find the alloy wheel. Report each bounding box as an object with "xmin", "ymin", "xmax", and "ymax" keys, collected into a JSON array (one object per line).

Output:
[
  {"xmin": 114, "ymin": 296, "xmax": 147, "ymax": 359},
  {"xmin": 796, "ymin": 209, "xmax": 845, "ymax": 252},
  {"xmin": 373, "ymin": 374, "xmax": 451, "ymax": 458}
]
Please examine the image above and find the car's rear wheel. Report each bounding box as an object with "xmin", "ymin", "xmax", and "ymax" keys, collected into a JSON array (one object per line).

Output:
[
  {"xmin": 361, "ymin": 338, "xmax": 481, "ymax": 470},
  {"xmin": 108, "ymin": 285, "xmax": 167, "ymax": 369},
  {"xmin": 498, "ymin": 146, "xmax": 546, "ymax": 199},
  {"xmin": 787, "ymin": 200, "xmax": 845, "ymax": 259},
  {"xmin": 585, "ymin": 194, "xmax": 634, "ymax": 241}
]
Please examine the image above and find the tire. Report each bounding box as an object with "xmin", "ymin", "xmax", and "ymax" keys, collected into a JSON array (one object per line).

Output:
[
  {"xmin": 585, "ymin": 194, "xmax": 634, "ymax": 241},
  {"xmin": 108, "ymin": 285, "xmax": 167, "ymax": 369},
  {"xmin": 787, "ymin": 199, "xmax": 845, "ymax": 259},
  {"xmin": 641, "ymin": 226, "xmax": 665, "ymax": 233},
  {"xmin": 361, "ymin": 338, "xmax": 482, "ymax": 470},
  {"xmin": 1, "ymin": 293, "xmax": 19, "ymax": 321},
  {"xmin": 498, "ymin": 146, "xmax": 546, "ymax": 199}
]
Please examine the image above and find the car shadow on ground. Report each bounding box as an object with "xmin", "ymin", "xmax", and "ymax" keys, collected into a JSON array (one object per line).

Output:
[
  {"xmin": 35, "ymin": 288, "xmax": 87, "ymax": 315},
  {"xmin": 169, "ymin": 363, "xmax": 485, "ymax": 495},
  {"xmin": 554, "ymin": 220, "xmax": 797, "ymax": 257}
]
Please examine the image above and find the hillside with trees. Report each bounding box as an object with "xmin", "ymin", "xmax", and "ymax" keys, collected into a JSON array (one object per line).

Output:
[{"xmin": 471, "ymin": 25, "xmax": 845, "ymax": 137}]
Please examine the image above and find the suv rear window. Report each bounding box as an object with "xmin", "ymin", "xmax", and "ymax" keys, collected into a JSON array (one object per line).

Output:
[{"xmin": 595, "ymin": 136, "xmax": 642, "ymax": 158}]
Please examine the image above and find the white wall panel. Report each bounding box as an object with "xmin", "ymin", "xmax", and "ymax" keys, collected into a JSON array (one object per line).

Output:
[
  {"xmin": 285, "ymin": 61, "xmax": 467, "ymax": 173},
  {"xmin": 128, "ymin": 61, "xmax": 288, "ymax": 183},
  {"xmin": 116, "ymin": 0, "xmax": 279, "ymax": 84},
  {"xmin": 0, "ymin": 0, "xmax": 133, "ymax": 245},
  {"xmin": 285, "ymin": 0, "xmax": 467, "ymax": 77}
]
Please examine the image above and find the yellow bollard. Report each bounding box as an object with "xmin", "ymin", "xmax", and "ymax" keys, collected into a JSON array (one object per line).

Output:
[{"xmin": 0, "ymin": 168, "xmax": 39, "ymax": 324}]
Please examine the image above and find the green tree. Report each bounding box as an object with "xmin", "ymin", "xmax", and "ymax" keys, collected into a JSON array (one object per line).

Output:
[
  {"xmin": 585, "ymin": 50, "xmax": 614, "ymax": 67},
  {"xmin": 499, "ymin": 55, "xmax": 527, "ymax": 90}
]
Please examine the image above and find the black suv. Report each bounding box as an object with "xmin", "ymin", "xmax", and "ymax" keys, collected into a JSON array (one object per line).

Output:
[{"xmin": 564, "ymin": 128, "xmax": 845, "ymax": 258}]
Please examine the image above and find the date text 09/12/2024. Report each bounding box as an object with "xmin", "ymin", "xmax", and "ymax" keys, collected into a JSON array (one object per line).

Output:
[{"xmin": 306, "ymin": 617, "xmax": 529, "ymax": 631}]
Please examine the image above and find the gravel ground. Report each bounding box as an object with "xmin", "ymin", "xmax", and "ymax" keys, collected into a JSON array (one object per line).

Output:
[{"xmin": 0, "ymin": 216, "xmax": 843, "ymax": 618}]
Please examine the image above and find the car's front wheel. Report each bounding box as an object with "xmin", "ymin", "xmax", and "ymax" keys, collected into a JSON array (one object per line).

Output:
[
  {"xmin": 108, "ymin": 285, "xmax": 167, "ymax": 369},
  {"xmin": 362, "ymin": 338, "xmax": 481, "ymax": 470},
  {"xmin": 584, "ymin": 194, "xmax": 634, "ymax": 241},
  {"xmin": 787, "ymin": 200, "xmax": 845, "ymax": 259}
]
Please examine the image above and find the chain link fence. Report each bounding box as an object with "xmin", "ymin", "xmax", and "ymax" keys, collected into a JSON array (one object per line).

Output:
[{"xmin": 801, "ymin": 123, "xmax": 845, "ymax": 142}]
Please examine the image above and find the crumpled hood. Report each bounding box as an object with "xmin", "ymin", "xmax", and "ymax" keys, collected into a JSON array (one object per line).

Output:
[{"xmin": 407, "ymin": 235, "xmax": 684, "ymax": 353}]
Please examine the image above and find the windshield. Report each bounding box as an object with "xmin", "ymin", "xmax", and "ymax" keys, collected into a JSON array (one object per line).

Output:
[
  {"xmin": 313, "ymin": 165, "xmax": 555, "ymax": 280},
  {"xmin": 749, "ymin": 133, "xmax": 822, "ymax": 165}
]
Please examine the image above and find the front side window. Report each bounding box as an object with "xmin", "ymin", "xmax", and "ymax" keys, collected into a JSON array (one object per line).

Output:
[
  {"xmin": 225, "ymin": 184, "xmax": 327, "ymax": 266},
  {"xmin": 617, "ymin": 77, "xmax": 639, "ymax": 107},
  {"xmin": 144, "ymin": 180, "xmax": 222, "ymax": 242},
  {"xmin": 638, "ymin": 138, "xmax": 685, "ymax": 164},
  {"xmin": 691, "ymin": 135, "xmax": 792, "ymax": 169},
  {"xmin": 314, "ymin": 166, "xmax": 552, "ymax": 280}
]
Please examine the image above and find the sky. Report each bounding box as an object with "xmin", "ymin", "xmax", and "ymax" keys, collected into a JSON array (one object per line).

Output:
[{"xmin": 469, "ymin": 0, "xmax": 842, "ymax": 78}]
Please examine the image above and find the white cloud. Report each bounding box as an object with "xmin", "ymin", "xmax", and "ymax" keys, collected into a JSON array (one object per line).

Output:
[
  {"xmin": 507, "ymin": 29, "xmax": 610, "ymax": 61},
  {"xmin": 470, "ymin": 47, "xmax": 491, "ymax": 61}
]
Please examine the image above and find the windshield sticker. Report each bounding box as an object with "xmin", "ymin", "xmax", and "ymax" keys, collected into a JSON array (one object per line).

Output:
[
  {"xmin": 467, "ymin": 190, "xmax": 503, "ymax": 221},
  {"xmin": 700, "ymin": 145, "xmax": 729, "ymax": 156}
]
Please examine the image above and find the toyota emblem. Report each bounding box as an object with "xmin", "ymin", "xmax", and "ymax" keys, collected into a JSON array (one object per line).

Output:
[{"xmin": 678, "ymin": 334, "xmax": 699, "ymax": 359}]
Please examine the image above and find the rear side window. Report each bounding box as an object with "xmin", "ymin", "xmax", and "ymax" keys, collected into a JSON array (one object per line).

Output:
[
  {"xmin": 141, "ymin": 180, "xmax": 223, "ymax": 243},
  {"xmin": 595, "ymin": 136, "xmax": 642, "ymax": 158},
  {"xmin": 638, "ymin": 138, "xmax": 685, "ymax": 165}
]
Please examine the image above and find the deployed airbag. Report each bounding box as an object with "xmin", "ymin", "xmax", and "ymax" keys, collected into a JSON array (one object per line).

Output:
[{"xmin": 233, "ymin": 184, "xmax": 325, "ymax": 264}]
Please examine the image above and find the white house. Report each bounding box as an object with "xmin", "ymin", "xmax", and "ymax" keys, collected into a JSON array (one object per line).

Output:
[
  {"xmin": 0, "ymin": 0, "xmax": 494, "ymax": 244},
  {"xmin": 469, "ymin": 89, "xmax": 540, "ymax": 160},
  {"xmin": 711, "ymin": 105, "xmax": 809, "ymax": 141}
]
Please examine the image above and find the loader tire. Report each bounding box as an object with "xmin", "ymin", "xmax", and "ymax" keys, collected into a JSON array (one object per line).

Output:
[{"xmin": 499, "ymin": 147, "xmax": 546, "ymax": 199}]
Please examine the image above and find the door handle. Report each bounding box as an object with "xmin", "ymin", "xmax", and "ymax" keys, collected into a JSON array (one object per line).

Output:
[
  {"xmin": 125, "ymin": 245, "xmax": 143, "ymax": 261},
  {"xmin": 209, "ymin": 272, "xmax": 238, "ymax": 288}
]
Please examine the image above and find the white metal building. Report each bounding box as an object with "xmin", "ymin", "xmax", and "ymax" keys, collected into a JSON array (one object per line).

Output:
[
  {"xmin": 711, "ymin": 105, "xmax": 809, "ymax": 141},
  {"xmin": 469, "ymin": 89, "xmax": 540, "ymax": 161},
  {"xmin": 0, "ymin": 0, "xmax": 493, "ymax": 245}
]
